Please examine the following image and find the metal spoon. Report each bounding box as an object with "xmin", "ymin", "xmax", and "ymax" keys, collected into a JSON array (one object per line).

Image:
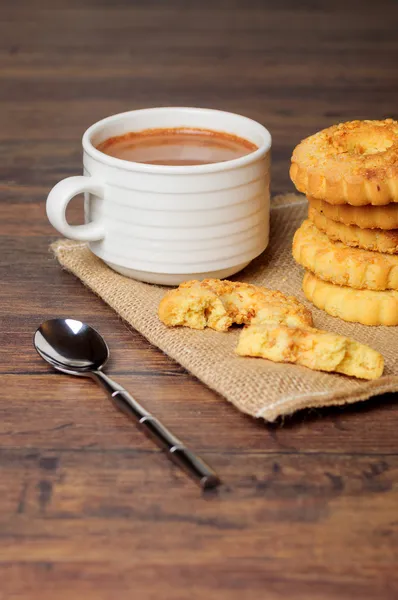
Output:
[{"xmin": 34, "ymin": 318, "xmax": 221, "ymax": 490}]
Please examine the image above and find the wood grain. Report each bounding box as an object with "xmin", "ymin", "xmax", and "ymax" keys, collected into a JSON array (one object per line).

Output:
[{"xmin": 1, "ymin": 0, "xmax": 398, "ymax": 598}]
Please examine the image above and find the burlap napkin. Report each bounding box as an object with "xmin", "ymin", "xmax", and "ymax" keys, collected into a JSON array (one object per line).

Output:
[{"xmin": 51, "ymin": 193, "xmax": 398, "ymax": 421}]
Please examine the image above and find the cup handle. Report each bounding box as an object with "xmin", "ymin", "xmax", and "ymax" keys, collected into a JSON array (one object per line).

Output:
[{"xmin": 46, "ymin": 176, "xmax": 105, "ymax": 242}]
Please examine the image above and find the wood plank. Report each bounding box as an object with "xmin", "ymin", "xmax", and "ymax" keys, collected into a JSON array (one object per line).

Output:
[
  {"xmin": 1, "ymin": 450, "xmax": 397, "ymax": 599},
  {"xmin": 1, "ymin": 375, "xmax": 398, "ymax": 454}
]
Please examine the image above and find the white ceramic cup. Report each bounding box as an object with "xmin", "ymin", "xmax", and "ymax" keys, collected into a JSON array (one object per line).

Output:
[{"xmin": 46, "ymin": 107, "xmax": 271, "ymax": 285}]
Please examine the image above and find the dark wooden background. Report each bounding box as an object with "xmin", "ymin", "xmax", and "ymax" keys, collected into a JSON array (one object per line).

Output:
[{"xmin": 1, "ymin": 1, "xmax": 398, "ymax": 598}]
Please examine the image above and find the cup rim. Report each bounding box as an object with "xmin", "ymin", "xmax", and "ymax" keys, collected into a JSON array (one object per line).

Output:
[{"xmin": 82, "ymin": 107, "xmax": 271, "ymax": 174}]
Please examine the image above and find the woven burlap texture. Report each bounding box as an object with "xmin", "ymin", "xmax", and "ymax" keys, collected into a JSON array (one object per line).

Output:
[{"xmin": 51, "ymin": 193, "xmax": 398, "ymax": 422}]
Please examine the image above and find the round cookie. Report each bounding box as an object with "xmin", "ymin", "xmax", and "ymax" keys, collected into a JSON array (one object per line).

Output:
[
  {"xmin": 308, "ymin": 205, "xmax": 398, "ymax": 254},
  {"xmin": 290, "ymin": 119, "xmax": 398, "ymax": 206},
  {"xmin": 308, "ymin": 197, "xmax": 398, "ymax": 230},
  {"xmin": 293, "ymin": 219, "xmax": 398, "ymax": 291},
  {"xmin": 303, "ymin": 271, "xmax": 398, "ymax": 326}
]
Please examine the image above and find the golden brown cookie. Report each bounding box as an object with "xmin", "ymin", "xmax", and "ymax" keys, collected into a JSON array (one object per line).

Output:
[
  {"xmin": 303, "ymin": 270, "xmax": 398, "ymax": 326},
  {"xmin": 293, "ymin": 219, "xmax": 398, "ymax": 291},
  {"xmin": 308, "ymin": 197, "xmax": 398, "ymax": 230},
  {"xmin": 309, "ymin": 205, "xmax": 398, "ymax": 254},
  {"xmin": 236, "ymin": 323, "xmax": 383, "ymax": 380},
  {"xmin": 158, "ymin": 278, "xmax": 313, "ymax": 331},
  {"xmin": 290, "ymin": 119, "xmax": 398, "ymax": 205}
]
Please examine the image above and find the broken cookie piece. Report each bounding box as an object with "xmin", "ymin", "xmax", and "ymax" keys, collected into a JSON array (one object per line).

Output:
[
  {"xmin": 158, "ymin": 278, "xmax": 313, "ymax": 331},
  {"xmin": 236, "ymin": 324, "xmax": 384, "ymax": 380}
]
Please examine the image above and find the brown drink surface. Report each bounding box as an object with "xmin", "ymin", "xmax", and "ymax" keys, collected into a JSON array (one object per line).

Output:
[{"xmin": 97, "ymin": 128, "xmax": 258, "ymax": 166}]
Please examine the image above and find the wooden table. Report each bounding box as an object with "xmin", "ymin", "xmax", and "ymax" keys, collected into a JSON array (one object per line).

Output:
[{"xmin": 1, "ymin": 1, "xmax": 398, "ymax": 598}]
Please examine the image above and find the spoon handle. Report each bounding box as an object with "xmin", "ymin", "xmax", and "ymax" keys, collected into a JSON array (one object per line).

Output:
[{"xmin": 92, "ymin": 371, "xmax": 221, "ymax": 490}]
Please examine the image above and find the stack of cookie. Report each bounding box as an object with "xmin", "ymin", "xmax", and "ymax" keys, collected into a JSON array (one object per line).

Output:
[{"xmin": 290, "ymin": 119, "xmax": 398, "ymax": 326}]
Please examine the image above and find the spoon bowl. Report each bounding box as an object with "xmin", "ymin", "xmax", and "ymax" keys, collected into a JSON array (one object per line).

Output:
[{"xmin": 34, "ymin": 318, "xmax": 108, "ymax": 375}]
